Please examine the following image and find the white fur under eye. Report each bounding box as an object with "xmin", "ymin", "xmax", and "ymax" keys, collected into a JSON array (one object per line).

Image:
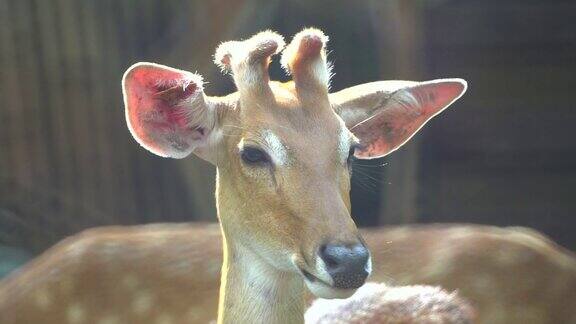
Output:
[
  {"xmin": 263, "ymin": 130, "xmax": 288, "ymax": 166},
  {"xmin": 339, "ymin": 127, "xmax": 351, "ymax": 162}
]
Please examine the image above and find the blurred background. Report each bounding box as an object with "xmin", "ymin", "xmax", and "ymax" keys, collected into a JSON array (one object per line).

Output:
[{"xmin": 0, "ymin": 0, "xmax": 575, "ymax": 277}]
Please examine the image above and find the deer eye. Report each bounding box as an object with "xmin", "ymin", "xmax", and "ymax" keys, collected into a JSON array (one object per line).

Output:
[{"xmin": 241, "ymin": 146, "xmax": 271, "ymax": 165}]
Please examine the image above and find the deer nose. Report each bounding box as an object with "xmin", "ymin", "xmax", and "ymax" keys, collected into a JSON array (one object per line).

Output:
[{"xmin": 319, "ymin": 242, "xmax": 370, "ymax": 289}]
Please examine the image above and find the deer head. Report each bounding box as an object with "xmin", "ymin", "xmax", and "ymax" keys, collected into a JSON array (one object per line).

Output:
[{"xmin": 122, "ymin": 28, "xmax": 466, "ymax": 321}]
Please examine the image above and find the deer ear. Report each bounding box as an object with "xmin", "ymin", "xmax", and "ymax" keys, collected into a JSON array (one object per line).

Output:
[
  {"xmin": 331, "ymin": 79, "xmax": 467, "ymax": 159},
  {"xmin": 122, "ymin": 62, "xmax": 217, "ymax": 159}
]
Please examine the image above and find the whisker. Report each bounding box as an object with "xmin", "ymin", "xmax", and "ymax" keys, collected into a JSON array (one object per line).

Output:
[
  {"xmin": 351, "ymin": 174, "xmax": 380, "ymax": 191},
  {"xmin": 353, "ymin": 161, "xmax": 389, "ymax": 168}
]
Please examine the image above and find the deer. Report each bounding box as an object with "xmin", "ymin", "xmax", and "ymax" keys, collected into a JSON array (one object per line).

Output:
[
  {"xmin": 3, "ymin": 223, "xmax": 575, "ymax": 323},
  {"xmin": 0, "ymin": 28, "xmax": 476, "ymax": 323},
  {"xmin": 118, "ymin": 28, "xmax": 469, "ymax": 323}
]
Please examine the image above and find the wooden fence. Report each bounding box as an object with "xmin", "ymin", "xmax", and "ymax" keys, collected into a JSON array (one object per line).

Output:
[
  {"xmin": 2, "ymin": 0, "xmax": 575, "ymax": 253},
  {"xmin": 0, "ymin": 0, "xmax": 282, "ymax": 252}
]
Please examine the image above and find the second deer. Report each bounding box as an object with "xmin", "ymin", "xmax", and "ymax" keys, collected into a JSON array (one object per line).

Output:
[{"xmin": 3, "ymin": 223, "xmax": 575, "ymax": 323}]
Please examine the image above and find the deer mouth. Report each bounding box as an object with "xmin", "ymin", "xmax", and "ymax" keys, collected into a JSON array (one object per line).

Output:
[
  {"xmin": 291, "ymin": 253, "xmax": 360, "ymax": 298},
  {"xmin": 300, "ymin": 268, "xmax": 331, "ymax": 286},
  {"xmin": 298, "ymin": 266, "xmax": 358, "ymax": 299}
]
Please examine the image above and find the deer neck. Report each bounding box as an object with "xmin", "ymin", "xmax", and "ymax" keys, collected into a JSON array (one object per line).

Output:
[
  {"xmin": 216, "ymin": 231, "xmax": 305, "ymax": 324},
  {"xmin": 215, "ymin": 174, "xmax": 305, "ymax": 324}
]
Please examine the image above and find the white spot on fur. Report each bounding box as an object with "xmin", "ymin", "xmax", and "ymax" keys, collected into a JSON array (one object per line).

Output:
[
  {"xmin": 263, "ymin": 130, "xmax": 288, "ymax": 165},
  {"xmin": 67, "ymin": 303, "xmax": 85, "ymax": 324},
  {"xmin": 132, "ymin": 291, "xmax": 154, "ymax": 315}
]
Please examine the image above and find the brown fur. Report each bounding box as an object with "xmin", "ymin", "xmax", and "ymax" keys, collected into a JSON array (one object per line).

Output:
[{"xmin": 2, "ymin": 223, "xmax": 575, "ymax": 323}]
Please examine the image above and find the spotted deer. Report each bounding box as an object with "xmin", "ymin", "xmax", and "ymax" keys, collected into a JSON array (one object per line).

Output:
[
  {"xmin": 0, "ymin": 28, "xmax": 471, "ymax": 323},
  {"xmin": 3, "ymin": 223, "xmax": 575, "ymax": 323}
]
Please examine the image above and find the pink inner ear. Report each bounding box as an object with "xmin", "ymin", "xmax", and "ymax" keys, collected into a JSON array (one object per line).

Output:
[
  {"xmin": 418, "ymin": 82, "xmax": 465, "ymax": 114},
  {"xmin": 354, "ymin": 81, "xmax": 465, "ymax": 159},
  {"xmin": 125, "ymin": 65, "xmax": 201, "ymax": 155}
]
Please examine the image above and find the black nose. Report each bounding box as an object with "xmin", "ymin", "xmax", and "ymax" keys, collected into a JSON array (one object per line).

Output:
[{"xmin": 319, "ymin": 242, "xmax": 370, "ymax": 289}]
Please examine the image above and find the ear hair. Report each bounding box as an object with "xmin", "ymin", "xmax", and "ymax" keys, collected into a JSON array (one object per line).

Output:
[
  {"xmin": 122, "ymin": 62, "xmax": 216, "ymax": 159},
  {"xmin": 149, "ymin": 72, "xmax": 211, "ymax": 130}
]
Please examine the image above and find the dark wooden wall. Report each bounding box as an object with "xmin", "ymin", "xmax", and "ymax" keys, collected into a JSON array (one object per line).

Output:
[
  {"xmin": 419, "ymin": 0, "xmax": 576, "ymax": 249},
  {"xmin": 1, "ymin": 0, "xmax": 575, "ymax": 254},
  {"xmin": 0, "ymin": 0, "xmax": 281, "ymax": 252}
]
